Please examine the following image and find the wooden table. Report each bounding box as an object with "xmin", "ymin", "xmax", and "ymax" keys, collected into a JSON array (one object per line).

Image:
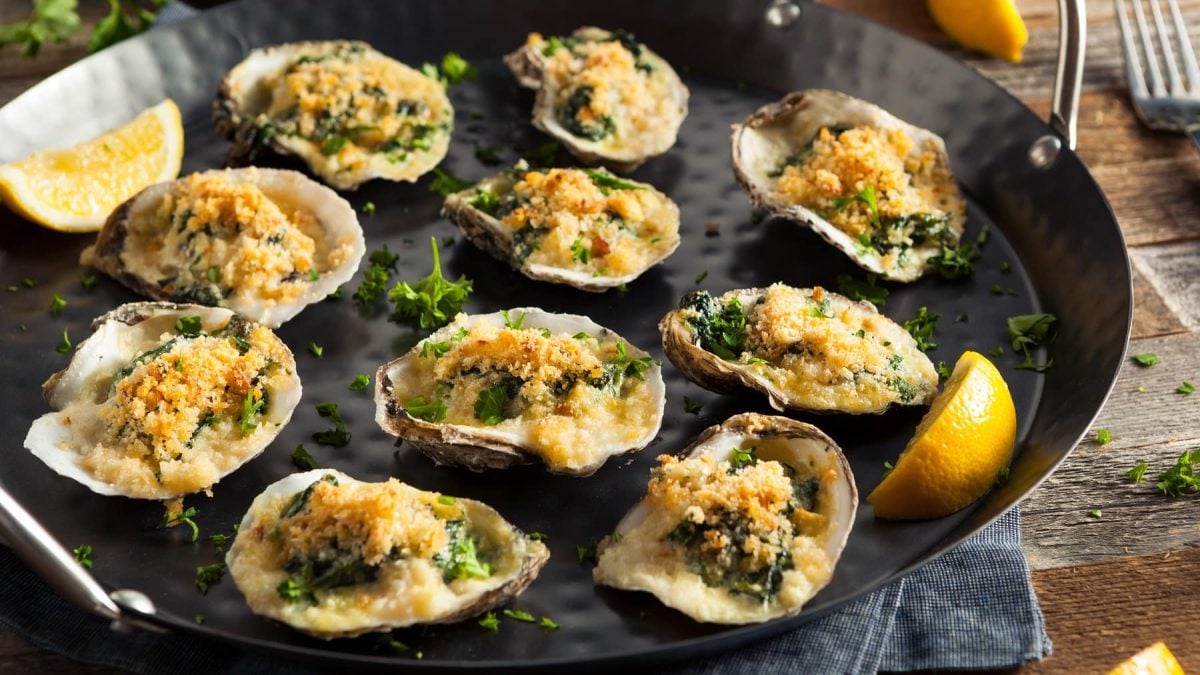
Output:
[{"xmin": 0, "ymin": 1, "xmax": 1197, "ymax": 672}]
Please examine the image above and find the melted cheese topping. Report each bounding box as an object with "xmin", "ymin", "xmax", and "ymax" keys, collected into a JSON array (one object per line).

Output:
[
  {"xmin": 683, "ymin": 285, "xmax": 936, "ymax": 412},
  {"xmin": 122, "ymin": 172, "xmax": 349, "ymax": 308},
  {"xmin": 775, "ymin": 126, "xmax": 964, "ymax": 272},
  {"xmin": 537, "ymin": 32, "xmax": 683, "ymax": 154},
  {"xmin": 62, "ymin": 319, "xmax": 293, "ymax": 498},
  {"xmin": 399, "ymin": 318, "xmax": 658, "ymax": 472},
  {"xmin": 258, "ymin": 42, "xmax": 451, "ymax": 176},
  {"xmin": 500, "ymin": 168, "xmax": 678, "ymax": 276}
]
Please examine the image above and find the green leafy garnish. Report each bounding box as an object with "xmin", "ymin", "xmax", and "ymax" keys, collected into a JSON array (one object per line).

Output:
[
  {"xmin": 927, "ymin": 242, "xmax": 978, "ymax": 280},
  {"xmin": 832, "ymin": 184, "xmax": 879, "ymax": 228},
  {"xmin": 238, "ymin": 391, "xmax": 265, "ymax": 437},
  {"xmin": 0, "ymin": 0, "xmax": 81, "ymax": 57},
  {"xmin": 80, "ymin": 273, "xmax": 97, "ymax": 289},
  {"xmin": 474, "ymin": 381, "xmax": 518, "ymax": 425},
  {"xmin": 1156, "ymin": 449, "xmax": 1200, "ymax": 497},
  {"xmin": 353, "ymin": 245, "xmax": 399, "ymax": 308},
  {"xmin": 436, "ymin": 519, "xmax": 493, "ymax": 581},
  {"xmin": 902, "ymin": 306, "xmax": 939, "ymax": 352},
  {"xmin": 22, "ymin": 278, "xmax": 39, "ymax": 288},
  {"xmin": 208, "ymin": 533, "xmax": 231, "ymax": 553},
  {"xmin": 405, "ymin": 396, "xmax": 448, "ymax": 423},
  {"xmin": 49, "ymin": 292, "xmax": 66, "ymax": 315},
  {"xmin": 195, "ymin": 563, "xmax": 225, "ymax": 595},
  {"xmin": 581, "ymin": 168, "xmax": 645, "ymax": 194},
  {"xmin": 1126, "ymin": 462, "xmax": 1149, "ymax": 484},
  {"xmin": 374, "ymin": 634, "xmax": 409, "ymax": 654},
  {"xmin": 321, "ymin": 135, "xmax": 349, "ymax": 156},
  {"xmin": 611, "ymin": 340, "xmax": 655, "ymax": 381},
  {"xmin": 728, "ymin": 446, "xmax": 757, "ymax": 472},
  {"xmin": 88, "ymin": 0, "xmax": 165, "ymax": 53},
  {"xmin": 308, "ymin": 342, "xmax": 324, "ymax": 358},
  {"xmin": 160, "ymin": 506, "xmax": 199, "ymax": 542},
  {"xmin": 428, "ymin": 168, "xmax": 472, "ymax": 197},
  {"xmin": 1096, "ymin": 429, "xmax": 1112, "ymax": 446},
  {"xmin": 312, "ymin": 402, "xmax": 351, "ymax": 446},
  {"xmin": 440, "ymin": 52, "xmax": 477, "ymax": 84},
  {"xmin": 291, "ymin": 444, "xmax": 318, "ymax": 471},
  {"xmin": 388, "ymin": 238, "xmax": 473, "ymax": 329},
  {"xmin": 528, "ymin": 532, "xmax": 548, "ymax": 541},
  {"xmin": 1007, "ymin": 313, "xmax": 1056, "ymax": 372},
  {"xmin": 1178, "ymin": 382, "xmax": 1195, "ymax": 395},
  {"xmin": 1131, "ymin": 353, "xmax": 1159, "ymax": 367},
  {"xmin": 686, "ymin": 292, "xmax": 748, "ymax": 360},
  {"xmin": 683, "ymin": 396, "xmax": 703, "ymax": 415},
  {"xmin": 807, "ymin": 297, "xmax": 834, "ymax": 318},
  {"xmin": 175, "ymin": 315, "xmax": 203, "ymax": 337},
  {"xmin": 935, "ymin": 360, "xmax": 952, "ymax": 380},
  {"xmin": 539, "ymin": 616, "xmax": 560, "ymax": 630},
  {"xmin": 836, "ymin": 273, "xmax": 888, "ymax": 307},
  {"xmin": 276, "ymin": 578, "xmax": 306, "ymax": 602},
  {"xmin": 479, "ymin": 611, "xmax": 500, "ymax": 632},
  {"xmin": 72, "ymin": 544, "xmax": 93, "ymax": 568},
  {"xmin": 1087, "ymin": 509, "xmax": 1102, "ymax": 519},
  {"xmin": 570, "ymin": 239, "xmax": 590, "ymax": 264},
  {"xmin": 576, "ymin": 539, "xmax": 598, "ymax": 565},
  {"xmin": 361, "ymin": 201, "xmax": 376, "ymax": 216},
  {"xmin": 349, "ymin": 374, "xmax": 370, "ymax": 392},
  {"xmin": 694, "ymin": 270, "xmax": 708, "ymax": 285},
  {"xmin": 503, "ymin": 608, "xmax": 536, "ymax": 623}
]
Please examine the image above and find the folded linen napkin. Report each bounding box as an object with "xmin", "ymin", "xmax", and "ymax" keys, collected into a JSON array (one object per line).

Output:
[{"xmin": 0, "ymin": 507, "xmax": 1049, "ymax": 674}]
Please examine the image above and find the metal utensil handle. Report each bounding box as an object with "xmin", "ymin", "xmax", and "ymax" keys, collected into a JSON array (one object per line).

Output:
[
  {"xmin": 0, "ymin": 482, "xmax": 122, "ymax": 621},
  {"xmin": 1051, "ymin": 0, "xmax": 1087, "ymax": 149}
]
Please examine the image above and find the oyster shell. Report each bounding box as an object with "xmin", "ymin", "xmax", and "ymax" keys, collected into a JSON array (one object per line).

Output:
[
  {"xmin": 24, "ymin": 302, "xmax": 301, "ymax": 500},
  {"xmin": 443, "ymin": 163, "xmax": 680, "ymax": 292},
  {"xmin": 595, "ymin": 413, "xmax": 857, "ymax": 624},
  {"xmin": 660, "ymin": 284, "xmax": 937, "ymax": 413},
  {"xmin": 375, "ymin": 308, "xmax": 665, "ymax": 476},
  {"xmin": 731, "ymin": 89, "xmax": 967, "ymax": 282},
  {"xmin": 81, "ymin": 168, "xmax": 365, "ymax": 328},
  {"xmin": 214, "ymin": 40, "xmax": 453, "ymax": 190},
  {"xmin": 504, "ymin": 28, "xmax": 688, "ymax": 172},
  {"xmin": 226, "ymin": 469, "xmax": 549, "ymax": 639}
]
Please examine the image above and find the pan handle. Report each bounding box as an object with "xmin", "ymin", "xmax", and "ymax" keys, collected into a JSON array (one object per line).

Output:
[
  {"xmin": 1050, "ymin": 0, "xmax": 1086, "ymax": 149},
  {"xmin": 0, "ymin": 482, "xmax": 163, "ymax": 632}
]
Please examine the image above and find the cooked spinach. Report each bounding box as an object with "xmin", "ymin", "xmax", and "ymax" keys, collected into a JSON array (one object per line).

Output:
[
  {"xmin": 435, "ymin": 519, "xmax": 493, "ymax": 582},
  {"xmin": 558, "ymin": 86, "xmax": 615, "ymax": 141},
  {"xmin": 682, "ymin": 291, "xmax": 749, "ymax": 360}
]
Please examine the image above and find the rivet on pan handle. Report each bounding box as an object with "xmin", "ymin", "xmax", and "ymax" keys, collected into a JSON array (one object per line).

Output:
[
  {"xmin": 1049, "ymin": 0, "xmax": 1087, "ymax": 151},
  {"xmin": 0, "ymin": 482, "xmax": 165, "ymax": 633}
]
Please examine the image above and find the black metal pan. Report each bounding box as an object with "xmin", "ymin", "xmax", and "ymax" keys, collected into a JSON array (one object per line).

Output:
[{"xmin": 0, "ymin": 0, "xmax": 1128, "ymax": 670}]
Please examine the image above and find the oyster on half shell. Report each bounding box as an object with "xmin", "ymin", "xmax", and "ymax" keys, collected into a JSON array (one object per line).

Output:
[
  {"xmin": 660, "ymin": 284, "xmax": 937, "ymax": 414},
  {"xmin": 375, "ymin": 308, "xmax": 665, "ymax": 476},
  {"xmin": 443, "ymin": 163, "xmax": 680, "ymax": 292},
  {"xmin": 594, "ymin": 413, "xmax": 858, "ymax": 624},
  {"xmin": 504, "ymin": 27, "xmax": 688, "ymax": 172},
  {"xmin": 81, "ymin": 168, "xmax": 365, "ymax": 329},
  {"xmin": 732, "ymin": 89, "xmax": 967, "ymax": 282},
  {"xmin": 214, "ymin": 40, "xmax": 452, "ymax": 190},
  {"xmin": 226, "ymin": 469, "xmax": 549, "ymax": 639},
  {"xmin": 24, "ymin": 302, "xmax": 301, "ymax": 500}
]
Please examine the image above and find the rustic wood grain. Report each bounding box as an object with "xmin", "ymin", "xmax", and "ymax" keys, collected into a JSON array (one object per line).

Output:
[
  {"xmin": 1133, "ymin": 242, "xmax": 1200, "ymax": 332},
  {"xmin": 1132, "ymin": 264, "xmax": 1188, "ymax": 339},
  {"xmin": 1027, "ymin": 549, "xmax": 1200, "ymax": 674}
]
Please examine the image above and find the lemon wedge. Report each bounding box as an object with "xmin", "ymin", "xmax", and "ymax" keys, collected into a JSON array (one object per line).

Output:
[
  {"xmin": 1108, "ymin": 642, "xmax": 1185, "ymax": 675},
  {"xmin": 868, "ymin": 351, "xmax": 1016, "ymax": 520},
  {"xmin": 0, "ymin": 99, "xmax": 183, "ymax": 233},
  {"xmin": 927, "ymin": 0, "xmax": 1029, "ymax": 63}
]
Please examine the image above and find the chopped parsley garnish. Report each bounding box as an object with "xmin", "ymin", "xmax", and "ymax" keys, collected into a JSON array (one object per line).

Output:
[
  {"xmin": 1007, "ymin": 313, "xmax": 1056, "ymax": 372},
  {"xmin": 195, "ymin": 563, "xmax": 225, "ymax": 594},
  {"xmin": 611, "ymin": 340, "xmax": 655, "ymax": 381},
  {"xmin": 683, "ymin": 396, "xmax": 703, "ymax": 414},
  {"xmin": 807, "ymin": 297, "xmax": 834, "ymax": 318},
  {"xmin": 276, "ymin": 578, "xmax": 306, "ymax": 602},
  {"xmin": 935, "ymin": 360, "xmax": 952, "ymax": 380},
  {"xmin": 1087, "ymin": 509, "xmax": 1102, "ymax": 519},
  {"xmin": 883, "ymin": 460, "xmax": 894, "ymax": 475},
  {"xmin": 576, "ymin": 539, "xmax": 598, "ymax": 565},
  {"xmin": 428, "ymin": 168, "xmax": 472, "ymax": 197},
  {"xmin": 835, "ymin": 273, "xmax": 888, "ymax": 307},
  {"xmin": 729, "ymin": 446, "xmax": 757, "ymax": 472},
  {"xmin": 1178, "ymin": 382, "xmax": 1195, "ymax": 395},
  {"xmin": 479, "ymin": 611, "xmax": 500, "ymax": 632},
  {"xmin": 405, "ymin": 396, "xmax": 448, "ymax": 423},
  {"xmin": 374, "ymin": 634, "xmax": 409, "ymax": 654},
  {"xmin": 1126, "ymin": 462, "xmax": 1149, "ymax": 484},
  {"xmin": 684, "ymin": 292, "xmax": 748, "ymax": 360},
  {"xmin": 208, "ymin": 533, "xmax": 231, "ymax": 553},
  {"xmin": 474, "ymin": 381, "xmax": 518, "ymax": 425},
  {"xmin": 474, "ymin": 144, "xmax": 504, "ymax": 165},
  {"xmin": 159, "ymin": 506, "xmax": 200, "ymax": 542},
  {"xmin": 528, "ymin": 532, "xmax": 548, "ymax": 541},
  {"xmin": 928, "ymin": 242, "xmax": 978, "ymax": 280},
  {"xmin": 503, "ymin": 608, "xmax": 536, "ymax": 623},
  {"xmin": 573, "ymin": 332, "xmax": 592, "ymax": 340},
  {"xmin": 21, "ymin": 278, "xmax": 38, "ymax": 288},
  {"xmin": 49, "ymin": 292, "xmax": 66, "ymax": 315},
  {"xmin": 1096, "ymin": 429, "xmax": 1112, "ymax": 446},
  {"xmin": 72, "ymin": 544, "xmax": 93, "ymax": 568},
  {"xmin": 308, "ymin": 342, "xmax": 324, "ymax": 358},
  {"xmin": 694, "ymin": 270, "xmax": 708, "ymax": 285},
  {"xmin": 436, "ymin": 519, "xmax": 493, "ymax": 581},
  {"xmin": 437, "ymin": 495, "xmax": 456, "ymax": 505},
  {"xmin": 1000, "ymin": 261, "xmax": 1012, "ymax": 273},
  {"xmin": 361, "ymin": 201, "xmax": 376, "ymax": 216},
  {"xmin": 388, "ymin": 238, "xmax": 473, "ymax": 329},
  {"xmin": 440, "ymin": 52, "xmax": 477, "ymax": 84},
  {"xmin": 175, "ymin": 315, "xmax": 203, "ymax": 336},
  {"xmin": 238, "ymin": 391, "xmax": 265, "ymax": 437},
  {"xmin": 990, "ymin": 284, "xmax": 1005, "ymax": 295},
  {"xmin": 1131, "ymin": 353, "xmax": 1159, "ymax": 367},
  {"xmin": 989, "ymin": 346, "xmax": 1004, "ymax": 357},
  {"xmin": 307, "ymin": 268, "xmax": 320, "ymax": 282},
  {"xmin": 320, "ymin": 135, "xmax": 349, "ymax": 156},
  {"xmin": 902, "ymin": 306, "xmax": 939, "ymax": 352},
  {"xmin": 582, "ymin": 168, "xmax": 645, "ymax": 194},
  {"xmin": 291, "ymin": 444, "xmax": 318, "ymax": 471},
  {"xmin": 468, "ymin": 187, "xmax": 500, "ymax": 214},
  {"xmin": 312, "ymin": 402, "xmax": 351, "ymax": 446},
  {"xmin": 570, "ymin": 239, "xmax": 590, "ymax": 264},
  {"xmin": 1156, "ymin": 449, "xmax": 1200, "ymax": 497},
  {"xmin": 831, "ymin": 184, "xmax": 879, "ymax": 228},
  {"xmin": 354, "ymin": 245, "xmax": 399, "ymax": 308},
  {"xmin": 539, "ymin": 616, "xmax": 560, "ymax": 630},
  {"xmin": 501, "ymin": 309, "xmax": 525, "ymax": 330},
  {"xmin": 349, "ymin": 374, "xmax": 371, "ymax": 392}
]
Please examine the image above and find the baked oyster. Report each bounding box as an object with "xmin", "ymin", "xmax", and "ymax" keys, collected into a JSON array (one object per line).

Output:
[
  {"xmin": 24, "ymin": 302, "xmax": 300, "ymax": 500},
  {"xmin": 660, "ymin": 284, "xmax": 937, "ymax": 413},
  {"xmin": 504, "ymin": 27, "xmax": 688, "ymax": 172},
  {"xmin": 214, "ymin": 40, "xmax": 453, "ymax": 190},
  {"xmin": 80, "ymin": 168, "xmax": 365, "ymax": 329},
  {"xmin": 595, "ymin": 413, "xmax": 857, "ymax": 624},
  {"xmin": 443, "ymin": 162, "xmax": 680, "ymax": 291},
  {"xmin": 731, "ymin": 90, "xmax": 967, "ymax": 282},
  {"xmin": 226, "ymin": 469, "xmax": 549, "ymax": 639},
  {"xmin": 375, "ymin": 308, "xmax": 665, "ymax": 475}
]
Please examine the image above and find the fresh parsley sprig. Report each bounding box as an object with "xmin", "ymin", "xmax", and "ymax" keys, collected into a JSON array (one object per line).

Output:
[
  {"xmin": 1007, "ymin": 313, "xmax": 1056, "ymax": 372},
  {"xmin": 388, "ymin": 238, "xmax": 473, "ymax": 330}
]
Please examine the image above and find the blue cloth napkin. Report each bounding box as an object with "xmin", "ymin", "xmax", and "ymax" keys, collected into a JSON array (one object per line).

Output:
[{"xmin": 0, "ymin": 507, "xmax": 1049, "ymax": 674}]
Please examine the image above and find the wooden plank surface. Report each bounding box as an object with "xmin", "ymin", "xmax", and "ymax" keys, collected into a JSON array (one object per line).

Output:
[{"xmin": 1, "ymin": 0, "xmax": 1199, "ymax": 672}]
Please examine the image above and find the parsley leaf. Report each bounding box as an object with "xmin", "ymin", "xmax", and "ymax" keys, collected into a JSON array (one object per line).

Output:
[
  {"xmin": 361, "ymin": 201, "xmax": 376, "ymax": 216},
  {"xmin": 0, "ymin": 0, "xmax": 81, "ymax": 58},
  {"xmin": 836, "ymin": 273, "xmax": 889, "ymax": 307},
  {"xmin": 902, "ymin": 306, "xmax": 939, "ymax": 352},
  {"xmin": 1155, "ymin": 448, "xmax": 1200, "ymax": 497},
  {"xmin": 479, "ymin": 611, "xmax": 500, "ymax": 632},
  {"xmin": 539, "ymin": 616, "xmax": 560, "ymax": 630},
  {"xmin": 55, "ymin": 329, "xmax": 71, "ymax": 354},
  {"xmin": 501, "ymin": 309, "xmax": 525, "ymax": 329},
  {"xmin": 320, "ymin": 135, "xmax": 349, "ymax": 156},
  {"xmin": 312, "ymin": 402, "xmax": 351, "ymax": 446},
  {"xmin": 576, "ymin": 539, "xmax": 598, "ymax": 565},
  {"xmin": 88, "ymin": 0, "xmax": 163, "ymax": 54},
  {"xmin": 927, "ymin": 242, "xmax": 978, "ymax": 280},
  {"xmin": 291, "ymin": 444, "xmax": 318, "ymax": 471},
  {"xmin": 195, "ymin": 563, "xmax": 225, "ymax": 595},
  {"xmin": 160, "ymin": 506, "xmax": 200, "ymax": 542},
  {"xmin": 388, "ymin": 238, "xmax": 473, "ymax": 329},
  {"xmin": 353, "ymin": 245, "xmax": 399, "ymax": 309},
  {"xmin": 1126, "ymin": 461, "xmax": 1149, "ymax": 484},
  {"xmin": 935, "ymin": 360, "xmax": 952, "ymax": 380},
  {"xmin": 80, "ymin": 273, "xmax": 97, "ymax": 289},
  {"xmin": 428, "ymin": 168, "xmax": 472, "ymax": 197},
  {"xmin": 349, "ymin": 374, "xmax": 370, "ymax": 392},
  {"xmin": 405, "ymin": 396, "xmax": 448, "ymax": 423},
  {"xmin": 72, "ymin": 544, "xmax": 93, "ymax": 568},
  {"xmin": 436, "ymin": 519, "xmax": 492, "ymax": 581},
  {"xmin": 1096, "ymin": 429, "xmax": 1112, "ymax": 446},
  {"xmin": 503, "ymin": 608, "xmax": 536, "ymax": 623},
  {"xmin": 1131, "ymin": 353, "xmax": 1159, "ymax": 367},
  {"xmin": 49, "ymin": 292, "xmax": 66, "ymax": 315},
  {"xmin": 570, "ymin": 238, "xmax": 590, "ymax": 264},
  {"xmin": 694, "ymin": 270, "xmax": 708, "ymax": 285},
  {"xmin": 729, "ymin": 446, "xmax": 757, "ymax": 472},
  {"xmin": 1007, "ymin": 313, "xmax": 1056, "ymax": 372},
  {"xmin": 1178, "ymin": 381, "xmax": 1195, "ymax": 395},
  {"xmin": 440, "ymin": 52, "xmax": 477, "ymax": 84},
  {"xmin": 208, "ymin": 533, "xmax": 231, "ymax": 553},
  {"xmin": 581, "ymin": 168, "xmax": 645, "ymax": 194},
  {"xmin": 683, "ymin": 396, "xmax": 703, "ymax": 415},
  {"xmin": 175, "ymin": 315, "xmax": 203, "ymax": 336},
  {"xmin": 832, "ymin": 184, "xmax": 879, "ymax": 228},
  {"xmin": 307, "ymin": 342, "xmax": 324, "ymax": 358},
  {"xmin": 474, "ymin": 381, "xmax": 518, "ymax": 425},
  {"xmin": 238, "ymin": 391, "xmax": 265, "ymax": 437},
  {"xmin": 1087, "ymin": 509, "xmax": 1102, "ymax": 519}
]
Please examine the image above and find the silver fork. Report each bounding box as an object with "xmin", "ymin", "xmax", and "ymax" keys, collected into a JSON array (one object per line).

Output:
[{"xmin": 1116, "ymin": 0, "xmax": 1200, "ymax": 149}]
